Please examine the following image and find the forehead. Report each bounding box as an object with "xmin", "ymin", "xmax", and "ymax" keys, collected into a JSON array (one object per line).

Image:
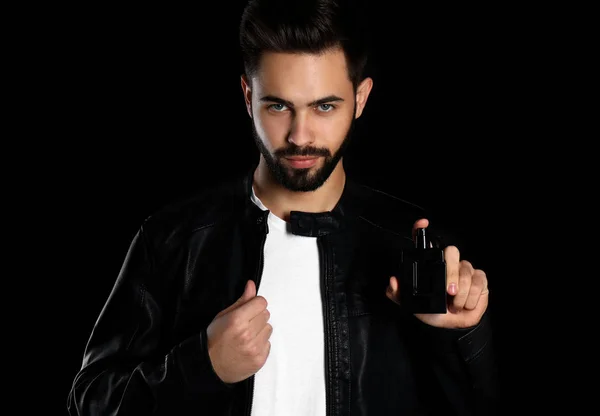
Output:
[{"xmin": 252, "ymin": 48, "xmax": 352, "ymax": 99}]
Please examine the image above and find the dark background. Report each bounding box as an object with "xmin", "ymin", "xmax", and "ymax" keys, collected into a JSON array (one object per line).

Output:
[{"xmin": 30, "ymin": 1, "xmax": 566, "ymax": 413}]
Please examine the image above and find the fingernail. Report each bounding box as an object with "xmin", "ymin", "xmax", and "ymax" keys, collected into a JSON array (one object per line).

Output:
[{"xmin": 448, "ymin": 283, "xmax": 457, "ymax": 295}]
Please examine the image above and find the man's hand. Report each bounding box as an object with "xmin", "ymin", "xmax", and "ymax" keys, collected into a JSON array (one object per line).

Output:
[
  {"xmin": 386, "ymin": 218, "xmax": 489, "ymax": 328},
  {"xmin": 207, "ymin": 280, "xmax": 273, "ymax": 384}
]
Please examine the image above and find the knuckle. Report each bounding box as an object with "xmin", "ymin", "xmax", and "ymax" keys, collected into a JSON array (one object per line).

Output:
[
  {"xmin": 243, "ymin": 340, "xmax": 260, "ymax": 356},
  {"xmin": 458, "ymin": 268, "xmax": 473, "ymax": 283},
  {"xmin": 238, "ymin": 328, "xmax": 252, "ymax": 344},
  {"xmin": 470, "ymin": 278, "xmax": 484, "ymax": 291},
  {"xmin": 256, "ymin": 296, "xmax": 268, "ymax": 309},
  {"xmin": 229, "ymin": 314, "xmax": 243, "ymax": 328},
  {"xmin": 471, "ymin": 270, "xmax": 486, "ymax": 286},
  {"xmin": 460, "ymin": 260, "xmax": 473, "ymax": 270},
  {"xmin": 255, "ymin": 351, "xmax": 267, "ymax": 367},
  {"xmin": 262, "ymin": 342, "xmax": 272, "ymax": 361},
  {"xmin": 475, "ymin": 269, "xmax": 487, "ymax": 281}
]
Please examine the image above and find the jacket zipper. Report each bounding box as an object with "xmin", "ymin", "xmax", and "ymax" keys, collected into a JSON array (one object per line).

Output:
[
  {"xmin": 245, "ymin": 215, "xmax": 334, "ymax": 416},
  {"xmin": 318, "ymin": 237, "xmax": 334, "ymax": 416},
  {"xmin": 245, "ymin": 212, "xmax": 268, "ymax": 416}
]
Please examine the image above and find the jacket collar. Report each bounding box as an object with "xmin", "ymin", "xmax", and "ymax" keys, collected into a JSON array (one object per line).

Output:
[{"xmin": 239, "ymin": 167, "xmax": 362, "ymax": 237}]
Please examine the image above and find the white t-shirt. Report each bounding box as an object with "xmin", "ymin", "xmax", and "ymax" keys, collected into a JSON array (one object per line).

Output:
[{"xmin": 250, "ymin": 188, "xmax": 326, "ymax": 416}]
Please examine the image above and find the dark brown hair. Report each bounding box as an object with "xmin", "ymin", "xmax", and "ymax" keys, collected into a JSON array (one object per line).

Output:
[{"xmin": 239, "ymin": 0, "xmax": 369, "ymax": 90}]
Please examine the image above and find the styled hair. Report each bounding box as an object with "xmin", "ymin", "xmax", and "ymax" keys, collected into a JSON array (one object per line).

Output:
[{"xmin": 239, "ymin": 0, "xmax": 369, "ymax": 90}]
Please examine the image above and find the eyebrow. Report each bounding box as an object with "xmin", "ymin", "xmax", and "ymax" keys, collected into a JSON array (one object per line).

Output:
[{"xmin": 259, "ymin": 95, "xmax": 344, "ymax": 108}]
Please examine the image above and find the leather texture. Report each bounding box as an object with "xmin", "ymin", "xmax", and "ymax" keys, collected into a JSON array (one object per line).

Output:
[{"xmin": 67, "ymin": 168, "xmax": 499, "ymax": 415}]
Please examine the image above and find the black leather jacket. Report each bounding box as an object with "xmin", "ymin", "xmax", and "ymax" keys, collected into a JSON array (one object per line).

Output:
[{"xmin": 67, "ymin": 170, "xmax": 498, "ymax": 415}]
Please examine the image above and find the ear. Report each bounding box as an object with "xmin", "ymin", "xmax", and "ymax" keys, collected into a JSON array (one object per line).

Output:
[
  {"xmin": 241, "ymin": 74, "xmax": 252, "ymax": 118},
  {"xmin": 354, "ymin": 77, "xmax": 373, "ymax": 119}
]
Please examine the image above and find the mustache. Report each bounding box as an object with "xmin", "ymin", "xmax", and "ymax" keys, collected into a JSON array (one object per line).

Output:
[{"xmin": 274, "ymin": 145, "xmax": 331, "ymax": 158}]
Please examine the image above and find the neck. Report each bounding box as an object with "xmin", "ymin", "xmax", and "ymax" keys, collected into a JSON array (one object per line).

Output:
[{"xmin": 252, "ymin": 158, "xmax": 346, "ymax": 221}]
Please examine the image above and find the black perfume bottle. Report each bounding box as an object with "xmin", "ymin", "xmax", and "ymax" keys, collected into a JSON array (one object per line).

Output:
[{"xmin": 399, "ymin": 228, "xmax": 447, "ymax": 314}]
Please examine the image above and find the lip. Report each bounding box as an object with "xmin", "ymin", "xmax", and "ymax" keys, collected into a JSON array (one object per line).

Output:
[{"xmin": 284, "ymin": 157, "xmax": 319, "ymax": 169}]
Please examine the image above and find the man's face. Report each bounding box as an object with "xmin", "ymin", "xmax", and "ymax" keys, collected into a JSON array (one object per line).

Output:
[{"xmin": 242, "ymin": 47, "xmax": 372, "ymax": 192}]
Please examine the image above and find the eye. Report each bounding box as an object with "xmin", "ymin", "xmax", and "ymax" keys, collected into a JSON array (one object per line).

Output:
[
  {"xmin": 268, "ymin": 103, "xmax": 288, "ymax": 112},
  {"xmin": 317, "ymin": 103, "xmax": 335, "ymax": 112}
]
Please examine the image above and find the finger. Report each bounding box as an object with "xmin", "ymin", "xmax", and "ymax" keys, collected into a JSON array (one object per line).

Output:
[
  {"xmin": 444, "ymin": 245, "xmax": 460, "ymax": 296},
  {"xmin": 215, "ymin": 280, "xmax": 257, "ymax": 318},
  {"xmin": 412, "ymin": 218, "xmax": 429, "ymax": 240},
  {"xmin": 249, "ymin": 308, "xmax": 271, "ymax": 338},
  {"xmin": 464, "ymin": 269, "xmax": 488, "ymax": 310},
  {"xmin": 242, "ymin": 280, "xmax": 257, "ymax": 301},
  {"xmin": 234, "ymin": 295, "xmax": 268, "ymax": 322},
  {"xmin": 259, "ymin": 340, "xmax": 272, "ymax": 363},
  {"xmin": 453, "ymin": 260, "xmax": 474, "ymax": 311},
  {"xmin": 386, "ymin": 276, "xmax": 400, "ymax": 305},
  {"xmin": 390, "ymin": 276, "xmax": 399, "ymax": 293},
  {"xmin": 243, "ymin": 324, "xmax": 272, "ymax": 362},
  {"xmin": 255, "ymin": 322, "xmax": 274, "ymax": 349}
]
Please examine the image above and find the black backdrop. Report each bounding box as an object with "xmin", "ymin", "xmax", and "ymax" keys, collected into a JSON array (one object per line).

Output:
[{"xmin": 48, "ymin": 1, "xmax": 552, "ymax": 413}]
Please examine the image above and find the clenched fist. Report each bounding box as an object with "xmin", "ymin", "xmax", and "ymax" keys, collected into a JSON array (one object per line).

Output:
[{"xmin": 207, "ymin": 280, "xmax": 273, "ymax": 384}]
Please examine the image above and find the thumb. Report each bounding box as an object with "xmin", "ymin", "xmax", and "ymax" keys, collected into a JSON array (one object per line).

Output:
[
  {"xmin": 386, "ymin": 276, "xmax": 401, "ymax": 306},
  {"xmin": 215, "ymin": 280, "xmax": 256, "ymax": 318},
  {"xmin": 240, "ymin": 279, "xmax": 256, "ymax": 302},
  {"xmin": 412, "ymin": 218, "xmax": 429, "ymax": 240}
]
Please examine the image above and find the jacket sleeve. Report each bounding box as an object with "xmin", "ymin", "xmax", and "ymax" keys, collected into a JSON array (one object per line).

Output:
[
  {"xmin": 406, "ymin": 310, "xmax": 500, "ymax": 416},
  {"xmin": 67, "ymin": 225, "xmax": 234, "ymax": 415}
]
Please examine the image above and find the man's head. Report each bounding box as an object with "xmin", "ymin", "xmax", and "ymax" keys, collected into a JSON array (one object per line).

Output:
[{"xmin": 239, "ymin": 0, "xmax": 373, "ymax": 192}]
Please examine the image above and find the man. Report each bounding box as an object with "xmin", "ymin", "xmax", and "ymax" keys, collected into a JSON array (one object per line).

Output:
[{"xmin": 67, "ymin": 0, "xmax": 498, "ymax": 414}]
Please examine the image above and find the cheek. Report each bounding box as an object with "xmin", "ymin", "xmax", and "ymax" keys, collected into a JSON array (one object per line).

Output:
[
  {"xmin": 256, "ymin": 112, "xmax": 290, "ymax": 145},
  {"xmin": 323, "ymin": 113, "xmax": 352, "ymax": 144}
]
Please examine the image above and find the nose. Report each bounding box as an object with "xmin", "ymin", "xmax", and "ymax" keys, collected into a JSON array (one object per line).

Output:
[{"xmin": 288, "ymin": 112, "xmax": 314, "ymax": 147}]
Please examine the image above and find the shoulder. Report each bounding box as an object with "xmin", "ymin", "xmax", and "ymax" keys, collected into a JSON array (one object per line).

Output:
[
  {"xmin": 343, "ymin": 180, "xmax": 456, "ymax": 247},
  {"xmin": 138, "ymin": 174, "xmax": 247, "ymax": 248},
  {"xmin": 342, "ymin": 180, "xmax": 427, "ymax": 236}
]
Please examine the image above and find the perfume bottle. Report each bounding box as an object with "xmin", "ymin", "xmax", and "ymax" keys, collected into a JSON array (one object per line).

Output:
[{"xmin": 399, "ymin": 228, "xmax": 447, "ymax": 314}]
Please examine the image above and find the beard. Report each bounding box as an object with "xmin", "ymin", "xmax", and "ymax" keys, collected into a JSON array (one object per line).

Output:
[{"xmin": 251, "ymin": 115, "xmax": 356, "ymax": 192}]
